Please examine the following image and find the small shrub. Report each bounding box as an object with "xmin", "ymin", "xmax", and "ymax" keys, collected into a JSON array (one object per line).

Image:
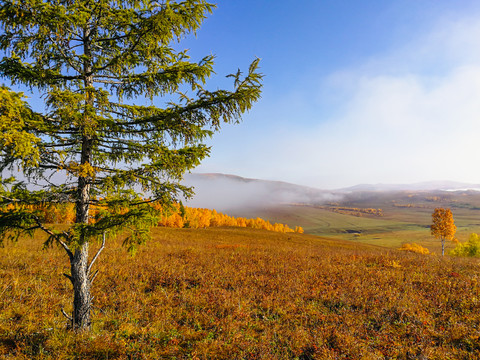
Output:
[
  {"xmin": 398, "ymin": 243, "xmax": 430, "ymax": 255},
  {"xmin": 450, "ymin": 233, "xmax": 480, "ymax": 257}
]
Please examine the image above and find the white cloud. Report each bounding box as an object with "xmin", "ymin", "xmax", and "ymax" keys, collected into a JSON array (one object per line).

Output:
[
  {"xmin": 282, "ymin": 67, "xmax": 480, "ymax": 188},
  {"xmin": 266, "ymin": 15, "xmax": 480, "ymax": 188}
]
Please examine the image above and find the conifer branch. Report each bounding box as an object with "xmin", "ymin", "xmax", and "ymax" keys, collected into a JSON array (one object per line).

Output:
[{"xmin": 30, "ymin": 215, "xmax": 74, "ymax": 260}]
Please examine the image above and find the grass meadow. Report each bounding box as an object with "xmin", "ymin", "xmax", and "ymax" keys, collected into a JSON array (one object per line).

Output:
[
  {"xmin": 1, "ymin": 227, "xmax": 480, "ymax": 359},
  {"xmin": 235, "ymin": 191, "xmax": 480, "ymax": 251}
]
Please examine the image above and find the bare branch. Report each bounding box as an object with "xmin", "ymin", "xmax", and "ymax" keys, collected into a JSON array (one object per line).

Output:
[
  {"xmin": 58, "ymin": 239, "xmax": 74, "ymax": 261},
  {"xmin": 63, "ymin": 273, "xmax": 73, "ymax": 284},
  {"xmin": 41, "ymin": 142, "xmax": 77, "ymax": 148},
  {"xmin": 46, "ymin": 33, "xmax": 83, "ymax": 74},
  {"xmin": 61, "ymin": 307, "xmax": 73, "ymax": 321},
  {"xmin": 90, "ymin": 270, "xmax": 99, "ymax": 284},
  {"xmin": 93, "ymin": 79, "xmax": 123, "ymax": 85},
  {"xmin": 87, "ymin": 231, "xmax": 106, "ymax": 276}
]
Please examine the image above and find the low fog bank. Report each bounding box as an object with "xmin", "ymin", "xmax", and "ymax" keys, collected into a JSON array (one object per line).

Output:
[
  {"xmin": 182, "ymin": 173, "xmax": 342, "ymax": 212},
  {"xmin": 342, "ymin": 180, "xmax": 480, "ymax": 192}
]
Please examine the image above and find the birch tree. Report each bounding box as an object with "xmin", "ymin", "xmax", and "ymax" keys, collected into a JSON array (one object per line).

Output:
[{"xmin": 430, "ymin": 208, "xmax": 456, "ymax": 256}]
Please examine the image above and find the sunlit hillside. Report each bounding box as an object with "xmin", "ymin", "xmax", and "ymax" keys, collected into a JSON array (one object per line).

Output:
[{"xmin": 225, "ymin": 189, "xmax": 480, "ymax": 252}]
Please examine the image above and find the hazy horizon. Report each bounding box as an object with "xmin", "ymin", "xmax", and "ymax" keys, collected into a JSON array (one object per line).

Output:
[
  {"xmin": 182, "ymin": 172, "xmax": 480, "ymax": 212},
  {"xmin": 186, "ymin": 171, "xmax": 480, "ymax": 191}
]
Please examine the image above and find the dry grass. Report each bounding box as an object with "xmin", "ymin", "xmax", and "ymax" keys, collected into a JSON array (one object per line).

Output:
[{"xmin": 1, "ymin": 227, "xmax": 480, "ymax": 359}]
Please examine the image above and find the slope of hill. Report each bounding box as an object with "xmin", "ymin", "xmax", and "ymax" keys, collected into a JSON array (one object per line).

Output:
[
  {"xmin": 184, "ymin": 173, "xmax": 480, "ymax": 250},
  {"xmin": 2, "ymin": 227, "xmax": 480, "ymax": 359}
]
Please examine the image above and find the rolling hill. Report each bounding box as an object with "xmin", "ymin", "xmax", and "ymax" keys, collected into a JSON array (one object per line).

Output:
[
  {"xmin": 3, "ymin": 175, "xmax": 480, "ymax": 358},
  {"xmin": 184, "ymin": 173, "xmax": 480, "ymax": 250},
  {"xmin": 2, "ymin": 226, "xmax": 480, "ymax": 359}
]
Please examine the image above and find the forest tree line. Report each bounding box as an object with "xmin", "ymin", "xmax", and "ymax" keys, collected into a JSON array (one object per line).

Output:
[{"xmin": 3, "ymin": 202, "xmax": 304, "ymax": 234}]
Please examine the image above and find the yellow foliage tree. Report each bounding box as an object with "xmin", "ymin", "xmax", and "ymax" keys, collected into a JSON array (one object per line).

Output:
[
  {"xmin": 294, "ymin": 226, "xmax": 304, "ymax": 234},
  {"xmin": 430, "ymin": 208, "xmax": 456, "ymax": 256}
]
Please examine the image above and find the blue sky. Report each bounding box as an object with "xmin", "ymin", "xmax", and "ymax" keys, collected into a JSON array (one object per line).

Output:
[
  {"xmin": 181, "ymin": 1, "xmax": 480, "ymax": 189},
  {"xmin": 5, "ymin": 1, "xmax": 480, "ymax": 190}
]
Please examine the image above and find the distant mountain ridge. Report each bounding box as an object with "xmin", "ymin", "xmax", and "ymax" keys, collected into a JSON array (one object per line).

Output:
[
  {"xmin": 183, "ymin": 173, "xmax": 480, "ymax": 211},
  {"xmin": 188, "ymin": 173, "xmax": 480, "ymax": 192},
  {"xmin": 187, "ymin": 173, "xmax": 322, "ymax": 191},
  {"xmin": 182, "ymin": 173, "xmax": 337, "ymax": 211}
]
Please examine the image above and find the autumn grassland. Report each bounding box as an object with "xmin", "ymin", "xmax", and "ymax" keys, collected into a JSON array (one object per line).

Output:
[
  {"xmin": 2, "ymin": 189, "xmax": 480, "ymax": 358},
  {"xmin": 1, "ymin": 224, "xmax": 480, "ymax": 359}
]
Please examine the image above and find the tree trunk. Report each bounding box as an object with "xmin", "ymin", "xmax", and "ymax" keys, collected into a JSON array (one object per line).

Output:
[
  {"xmin": 68, "ymin": 24, "xmax": 95, "ymax": 331},
  {"xmin": 70, "ymin": 135, "xmax": 94, "ymax": 331},
  {"xmin": 71, "ymin": 145, "xmax": 93, "ymax": 330},
  {"xmin": 442, "ymin": 238, "xmax": 445, "ymax": 256},
  {"xmin": 70, "ymin": 243, "xmax": 91, "ymax": 330}
]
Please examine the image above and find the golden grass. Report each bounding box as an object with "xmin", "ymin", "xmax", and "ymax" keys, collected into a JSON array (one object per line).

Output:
[{"xmin": 1, "ymin": 227, "xmax": 480, "ymax": 359}]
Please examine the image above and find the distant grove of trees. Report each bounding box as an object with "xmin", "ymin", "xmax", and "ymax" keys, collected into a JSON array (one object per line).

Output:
[
  {"xmin": 314, "ymin": 205, "xmax": 383, "ymax": 217},
  {"xmin": 330, "ymin": 207, "xmax": 383, "ymax": 217},
  {"xmin": 3, "ymin": 202, "xmax": 304, "ymax": 234}
]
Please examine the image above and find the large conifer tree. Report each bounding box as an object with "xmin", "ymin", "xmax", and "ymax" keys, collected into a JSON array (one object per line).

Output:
[{"xmin": 0, "ymin": 0, "xmax": 262, "ymax": 330}]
